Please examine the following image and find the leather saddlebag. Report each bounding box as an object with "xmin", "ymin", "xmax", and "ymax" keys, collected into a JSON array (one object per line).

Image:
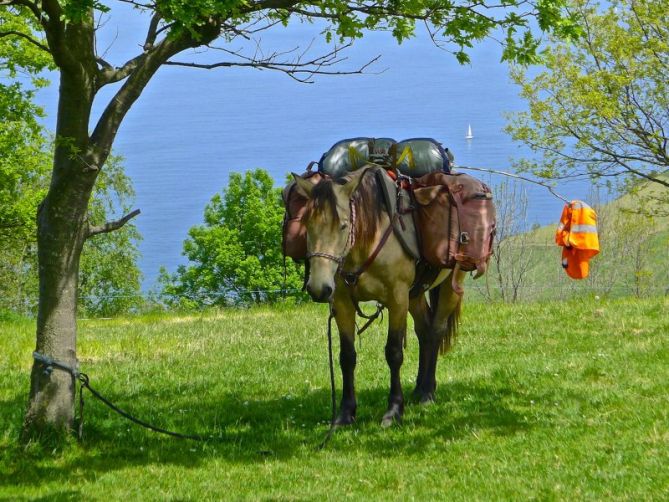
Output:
[
  {"xmin": 413, "ymin": 172, "xmax": 496, "ymax": 276},
  {"xmin": 281, "ymin": 169, "xmax": 323, "ymax": 260}
]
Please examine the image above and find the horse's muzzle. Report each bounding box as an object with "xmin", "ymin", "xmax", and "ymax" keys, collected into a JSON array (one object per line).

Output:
[{"xmin": 307, "ymin": 284, "xmax": 333, "ymax": 303}]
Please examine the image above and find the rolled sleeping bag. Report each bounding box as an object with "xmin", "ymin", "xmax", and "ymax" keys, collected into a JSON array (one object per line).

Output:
[
  {"xmin": 394, "ymin": 138, "xmax": 453, "ymax": 177},
  {"xmin": 369, "ymin": 137, "xmax": 397, "ymax": 164},
  {"xmin": 318, "ymin": 137, "xmax": 371, "ymax": 179},
  {"xmin": 318, "ymin": 137, "xmax": 397, "ymax": 179}
]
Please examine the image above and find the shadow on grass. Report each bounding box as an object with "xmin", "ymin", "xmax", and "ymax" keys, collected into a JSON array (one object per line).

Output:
[{"xmin": 1, "ymin": 375, "xmax": 578, "ymax": 489}]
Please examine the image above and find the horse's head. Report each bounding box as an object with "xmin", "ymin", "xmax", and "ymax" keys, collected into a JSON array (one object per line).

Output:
[{"xmin": 293, "ymin": 169, "xmax": 368, "ymax": 303}]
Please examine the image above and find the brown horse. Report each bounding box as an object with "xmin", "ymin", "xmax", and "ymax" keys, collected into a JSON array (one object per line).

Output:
[{"xmin": 293, "ymin": 166, "xmax": 465, "ymax": 427}]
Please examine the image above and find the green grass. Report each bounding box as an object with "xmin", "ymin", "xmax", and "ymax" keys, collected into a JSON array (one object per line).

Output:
[{"xmin": 2, "ymin": 298, "xmax": 668, "ymax": 500}]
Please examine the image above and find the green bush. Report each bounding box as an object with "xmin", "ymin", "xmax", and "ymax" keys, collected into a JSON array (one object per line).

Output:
[{"xmin": 160, "ymin": 169, "xmax": 306, "ymax": 306}]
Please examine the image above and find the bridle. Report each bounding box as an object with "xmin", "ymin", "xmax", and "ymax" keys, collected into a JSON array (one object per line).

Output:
[
  {"xmin": 306, "ymin": 198, "xmax": 357, "ymax": 269},
  {"xmin": 305, "ymin": 192, "xmax": 396, "ymax": 288}
]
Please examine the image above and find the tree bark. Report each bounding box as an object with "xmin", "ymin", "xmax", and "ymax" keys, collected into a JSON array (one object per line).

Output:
[
  {"xmin": 23, "ymin": 53, "xmax": 98, "ymax": 436},
  {"xmin": 23, "ymin": 196, "xmax": 87, "ymax": 434},
  {"xmin": 23, "ymin": 164, "xmax": 95, "ymax": 435}
]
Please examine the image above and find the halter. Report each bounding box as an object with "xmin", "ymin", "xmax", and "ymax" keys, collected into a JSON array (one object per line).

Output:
[
  {"xmin": 306, "ymin": 198, "xmax": 357, "ymax": 267},
  {"xmin": 305, "ymin": 194, "xmax": 396, "ymax": 288}
]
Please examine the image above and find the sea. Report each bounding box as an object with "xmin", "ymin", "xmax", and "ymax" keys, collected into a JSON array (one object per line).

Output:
[{"xmin": 34, "ymin": 8, "xmax": 593, "ymax": 290}]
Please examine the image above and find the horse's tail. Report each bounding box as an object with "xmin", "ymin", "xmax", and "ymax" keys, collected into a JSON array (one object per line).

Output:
[{"xmin": 439, "ymin": 294, "xmax": 462, "ymax": 355}]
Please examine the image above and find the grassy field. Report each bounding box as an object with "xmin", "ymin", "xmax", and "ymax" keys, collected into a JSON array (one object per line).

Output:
[{"xmin": 1, "ymin": 298, "xmax": 668, "ymax": 500}]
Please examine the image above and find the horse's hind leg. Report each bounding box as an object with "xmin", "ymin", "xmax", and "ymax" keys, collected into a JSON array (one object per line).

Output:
[
  {"xmin": 381, "ymin": 299, "xmax": 408, "ymax": 427},
  {"xmin": 421, "ymin": 269, "xmax": 465, "ymax": 400},
  {"xmin": 409, "ymin": 293, "xmax": 436, "ymax": 403},
  {"xmin": 333, "ymin": 292, "xmax": 357, "ymax": 426}
]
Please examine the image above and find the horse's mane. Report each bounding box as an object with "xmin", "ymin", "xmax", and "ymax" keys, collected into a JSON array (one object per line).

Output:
[{"xmin": 306, "ymin": 169, "xmax": 382, "ymax": 251}]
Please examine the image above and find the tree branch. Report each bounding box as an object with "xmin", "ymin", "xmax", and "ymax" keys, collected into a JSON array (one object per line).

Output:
[
  {"xmin": 165, "ymin": 42, "xmax": 382, "ymax": 83},
  {"xmin": 0, "ymin": 30, "xmax": 51, "ymax": 53},
  {"xmin": 90, "ymin": 22, "xmax": 221, "ymax": 164},
  {"xmin": 114, "ymin": 0, "xmax": 153, "ymax": 8},
  {"xmin": 86, "ymin": 209, "xmax": 141, "ymax": 238},
  {"xmin": 144, "ymin": 12, "xmax": 161, "ymax": 50},
  {"xmin": 0, "ymin": 0, "xmax": 41, "ymax": 20},
  {"xmin": 96, "ymin": 13, "xmax": 167, "ymax": 87},
  {"xmin": 95, "ymin": 56, "xmax": 114, "ymax": 71},
  {"xmin": 97, "ymin": 51, "xmax": 150, "ymax": 87},
  {"xmin": 456, "ymin": 165, "xmax": 570, "ymax": 203}
]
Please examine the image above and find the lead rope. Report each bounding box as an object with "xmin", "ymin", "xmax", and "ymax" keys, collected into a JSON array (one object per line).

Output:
[
  {"xmin": 318, "ymin": 305, "xmax": 338, "ymax": 450},
  {"xmin": 355, "ymin": 302, "xmax": 384, "ymax": 336},
  {"xmin": 33, "ymin": 352, "xmax": 280, "ymax": 454},
  {"xmin": 77, "ymin": 372, "xmax": 218, "ymax": 441},
  {"xmin": 282, "ymin": 255, "xmax": 287, "ymax": 299}
]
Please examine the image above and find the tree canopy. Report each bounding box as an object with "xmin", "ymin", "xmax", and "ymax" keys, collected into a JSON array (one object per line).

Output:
[
  {"xmin": 2, "ymin": 1, "xmax": 581, "ymax": 83},
  {"xmin": 0, "ymin": 11, "xmax": 141, "ymax": 318},
  {"xmin": 507, "ymin": 0, "xmax": 668, "ymax": 207},
  {"xmin": 160, "ymin": 169, "xmax": 304, "ymax": 307},
  {"xmin": 0, "ymin": 143, "xmax": 143, "ymax": 318},
  {"xmin": 0, "ymin": 11, "xmax": 51, "ymax": 241}
]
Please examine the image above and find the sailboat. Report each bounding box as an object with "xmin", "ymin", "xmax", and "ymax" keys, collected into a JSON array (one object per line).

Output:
[{"xmin": 465, "ymin": 124, "xmax": 474, "ymax": 140}]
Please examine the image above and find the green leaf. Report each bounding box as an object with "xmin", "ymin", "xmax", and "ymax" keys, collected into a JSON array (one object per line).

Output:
[{"xmin": 161, "ymin": 169, "xmax": 305, "ymax": 306}]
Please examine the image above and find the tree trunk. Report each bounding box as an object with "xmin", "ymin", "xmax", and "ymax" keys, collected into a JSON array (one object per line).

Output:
[
  {"xmin": 23, "ymin": 67, "xmax": 97, "ymax": 437},
  {"xmin": 20, "ymin": 6, "xmax": 209, "ymax": 440},
  {"xmin": 23, "ymin": 198, "xmax": 86, "ymax": 434}
]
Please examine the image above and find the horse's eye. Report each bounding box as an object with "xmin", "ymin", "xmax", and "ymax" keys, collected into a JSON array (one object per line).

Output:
[{"xmin": 340, "ymin": 221, "xmax": 349, "ymax": 231}]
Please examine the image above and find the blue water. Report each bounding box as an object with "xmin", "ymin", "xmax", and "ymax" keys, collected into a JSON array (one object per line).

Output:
[{"xmin": 35, "ymin": 9, "xmax": 592, "ymax": 289}]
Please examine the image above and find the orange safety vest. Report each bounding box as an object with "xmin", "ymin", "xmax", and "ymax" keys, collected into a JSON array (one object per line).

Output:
[{"xmin": 555, "ymin": 201, "xmax": 599, "ymax": 279}]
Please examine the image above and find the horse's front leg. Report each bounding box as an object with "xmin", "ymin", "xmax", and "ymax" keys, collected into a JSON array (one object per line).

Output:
[
  {"xmin": 333, "ymin": 292, "xmax": 357, "ymax": 426},
  {"xmin": 381, "ymin": 298, "xmax": 408, "ymax": 427}
]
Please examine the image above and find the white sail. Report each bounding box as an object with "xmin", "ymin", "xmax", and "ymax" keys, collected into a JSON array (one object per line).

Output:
[{"xmin": 465, "ymin": 124, "xmax": 474, "ymax": 139}]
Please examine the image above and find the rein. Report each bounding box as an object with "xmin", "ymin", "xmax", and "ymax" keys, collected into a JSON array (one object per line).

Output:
[
  {"xmin": 317, "ymin": 306, "xmax": 338, "ymax": 450},
  {"xmin": 340, "ymin": 213, "xmax": 397, "ymax": 287}
]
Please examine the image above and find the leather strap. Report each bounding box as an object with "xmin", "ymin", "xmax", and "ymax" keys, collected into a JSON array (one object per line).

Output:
[{"xmin": 340, "ymin": 213, "xmax": 397, "ymax": 287}]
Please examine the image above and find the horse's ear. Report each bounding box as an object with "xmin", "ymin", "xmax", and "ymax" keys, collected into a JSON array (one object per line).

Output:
[
  {"xmin": 340, "ymin": 168, "xmax": 368, "ymax": 199},
  {"xmin": 413, "ymin": 185, "xmax": 445, "ymax": 206},
  {"xmin": 292, "ymin": 172, "xmax": 314, "ymax": 198}
]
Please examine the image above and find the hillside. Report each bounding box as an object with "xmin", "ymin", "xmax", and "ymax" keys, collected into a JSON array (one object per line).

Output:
[{"xmin": 468, "ymin": 179, "xmax": 669, "ymax": 302}]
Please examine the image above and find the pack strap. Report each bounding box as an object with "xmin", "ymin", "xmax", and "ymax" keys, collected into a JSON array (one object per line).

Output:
[
  {"xmin": 449, "ymin": 186, "xmax": 493, "ymax": 279},
  {"xmin": 340, "ymin": 213, "xmax": 397, "ymax": 287}
]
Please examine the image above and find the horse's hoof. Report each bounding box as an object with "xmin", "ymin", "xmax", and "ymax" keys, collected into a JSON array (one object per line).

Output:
[
  {"xmin": 412, "ymin": 389, "xmax": 435, "ymax": 405},
  {"xmin": 380, "ymin": 407, "xmax": 403, "ymax": 428},
  {"xmin": 380, "ymin": 414, "xmax": 401, "ymax": 428},
  {"xmin": 334, "ymin": 413, "xmax": 355, "ymax": 427},
  {"xmin": 419, "ymin": 393, "xmax": 435, "ymax": 405}
]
